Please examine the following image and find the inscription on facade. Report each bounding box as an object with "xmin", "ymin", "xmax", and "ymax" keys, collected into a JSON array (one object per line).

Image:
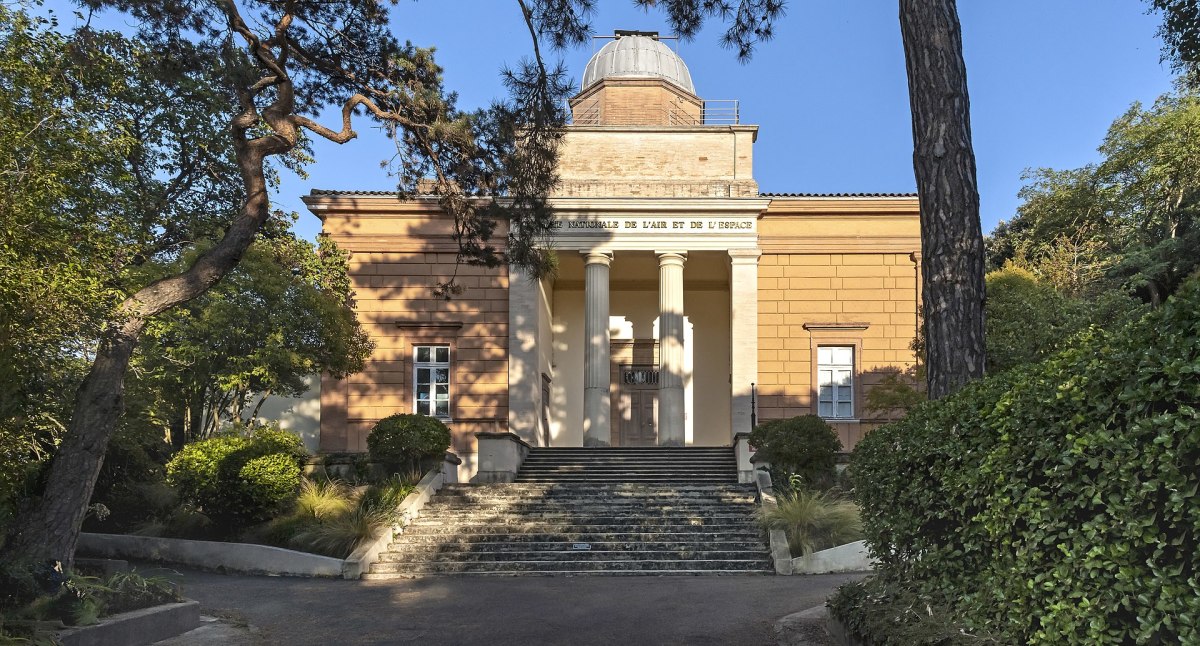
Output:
[{"xmin": 554, "ymin": 218, "xmax": 754, "ymax": 232}]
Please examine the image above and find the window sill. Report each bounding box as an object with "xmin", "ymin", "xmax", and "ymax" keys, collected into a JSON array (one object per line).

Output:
[{"xmin": 821, "ymin": 418, "xmax": 860, "ymax": 424}]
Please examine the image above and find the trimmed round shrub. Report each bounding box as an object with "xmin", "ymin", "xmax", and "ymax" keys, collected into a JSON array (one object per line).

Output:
[
  {"xmin": 749, "ymin": 415, "xmax": 841, "ymax": 491},
  {"xmin": 234, "ymin": 453, "xmax": 302, "ymax": 524},
  {"xmin": 165, "ymin": 435, "xmax": 248, "ymax": 510},
  {"xmin": 165, "ymin": 424, "xmax": 306, "ymax": 528},
  {"xmin": 367, "ymin": 414, "xmax": 451, "ymax": 471},
  {"xmin": 846, "ymin": 277, "xmax": 1200, "ymax": 644}
]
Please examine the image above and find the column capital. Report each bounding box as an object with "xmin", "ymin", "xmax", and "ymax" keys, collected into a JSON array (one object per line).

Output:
[
  {"xmin": 582, "ymin": 250, "xmax": 613, "ymax": 266},
  {"xmin": 728, "ymin": 248, "xmax": 763, "ymax": 264},
  {"xmin": 655, "ymin": 251, "xmax": 687, "ymax": 267}
]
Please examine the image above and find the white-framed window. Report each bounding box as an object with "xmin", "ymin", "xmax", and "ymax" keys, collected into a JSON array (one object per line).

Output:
[
  {"xmin": 413, "ymin": 345, "xmax": 451, "ymax": 419},
  {"xmin": 817, "ymin": 346, "xmax": 854, "ymax": 419}
]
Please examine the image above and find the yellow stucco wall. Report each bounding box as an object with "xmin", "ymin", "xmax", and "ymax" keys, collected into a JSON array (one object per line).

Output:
[{"xmin": 756, "ymin": 198, "xmax": 921, "ymax": 450}]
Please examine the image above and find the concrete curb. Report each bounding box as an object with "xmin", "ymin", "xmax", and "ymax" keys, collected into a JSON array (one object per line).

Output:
[
  {"xmin": 58, "ymin": 600, "xmax": 200, "ymax": 646},
  {"xmin": 791, "ymin": 540, "xmax": 876, "ymax": 575},
  {"xmin": 773, "ymin": 604, "xmax": 828, "ymax": 646},
  {"xmin": 78, "ymin": 534, "xmax": 343, "ymax": 577},
  {"xmin": 752, "ymin": 466, "xmax": 794, "ymax": 575},
  {"xmin": 343, "ymin": 458, "xmax": 453, "ymax": 579}
]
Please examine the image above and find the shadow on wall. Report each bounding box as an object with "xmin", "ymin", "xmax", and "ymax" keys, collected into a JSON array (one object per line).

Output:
[
  {"xmin": 251, "ymin": 374, "xmax": 322, "ymax": 452},
  {"xmin": 754, "ymin": 364, "xmax": 921, "ymax": 452}
]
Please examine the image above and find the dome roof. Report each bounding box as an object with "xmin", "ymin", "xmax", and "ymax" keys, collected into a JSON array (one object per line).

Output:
[{"xmin": 581, "ymin": 34, "xmax": 695, "ymax": 94}]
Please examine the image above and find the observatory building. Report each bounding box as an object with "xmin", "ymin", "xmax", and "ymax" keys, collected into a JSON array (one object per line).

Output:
[{"xmin": 304, "ymin": 32, "xmax": 921, "ymax": 480}]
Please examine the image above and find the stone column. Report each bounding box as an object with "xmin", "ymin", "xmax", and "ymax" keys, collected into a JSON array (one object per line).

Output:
[
  {"xmin": 729, "ymin": 248, "xmax": 762, "ymax": 440},
  {"xmin": 656, "ymin": 251, "xmax": 687, "ymax": 446},
  {"xmin": 507, "ymin": 267, "xmax": 541, "ymax": 445},
  {"xmin": 583, "ymin": 251, "xmax": 613, "ymax": 446}
]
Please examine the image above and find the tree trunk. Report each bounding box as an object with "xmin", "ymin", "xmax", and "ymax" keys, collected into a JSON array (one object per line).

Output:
[
  {"xmin": 1, "ymin": 140, "xmax": 283, "ymax": 568},
  {"xmin": 899, "ymin": 0, "xmax": 987, "ymax": 399}
]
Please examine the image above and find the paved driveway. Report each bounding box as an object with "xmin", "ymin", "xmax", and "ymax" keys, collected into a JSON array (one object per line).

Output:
[{"xmin": 155, "ymin": 568, "xmax": 860, "ymax": 645}]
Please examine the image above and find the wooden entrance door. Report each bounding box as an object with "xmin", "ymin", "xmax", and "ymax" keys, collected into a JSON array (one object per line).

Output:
[{"xmin": 619, "ymin": 390, "xmax": 659, "ymax": 446}]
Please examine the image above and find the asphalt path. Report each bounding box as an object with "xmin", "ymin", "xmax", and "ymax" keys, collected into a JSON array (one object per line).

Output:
[{"xmin": 153, "ymin": 568, "xmax": 860, "ymax": 645}]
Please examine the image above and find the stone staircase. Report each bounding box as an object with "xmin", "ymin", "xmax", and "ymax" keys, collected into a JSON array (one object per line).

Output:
[
  {"xmin": 363, "ymin": 447, "xmax": 772, "ymax": 577},
  {"xmin": 516, "ymin": 447, "xmax": 739, "ymax": 484}
]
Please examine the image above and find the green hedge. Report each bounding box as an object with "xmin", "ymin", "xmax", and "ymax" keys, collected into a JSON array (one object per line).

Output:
[
  {"xmin": 165, "ymin": 424, "xmax": 306, "ymax": 527},
  {"xmin": 846, "ymin": 278, "xmax": 1200, "ymax": 644}
]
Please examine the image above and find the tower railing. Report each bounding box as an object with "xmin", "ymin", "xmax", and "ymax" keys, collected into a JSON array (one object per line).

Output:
[
  {"xmin": 700, "ymin": 100, "xmax": 740, "ymax": 125},
  {"xmin": 569, "ymin": 99, "xmax": 741, "ymax": 126}
]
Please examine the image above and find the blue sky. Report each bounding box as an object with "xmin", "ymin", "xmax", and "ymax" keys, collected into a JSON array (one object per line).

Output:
[{"xmin": 51, "ymin": 1, "xmax": 1178, "ymax": 240}]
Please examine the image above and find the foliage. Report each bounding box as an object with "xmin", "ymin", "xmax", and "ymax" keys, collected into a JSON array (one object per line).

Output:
[
  {"xmin": 848, "ymin": 277, "xmax": 1200, "ymax": 643},
  {"xmin": 985, "ymin": 265, "xmax": 1087, "ymax": 373},
  {"xmin": 758, "ymin": 489, "xmax": 862, "ymax": 557},
  {"xmin": 984, "ymin": 263, "xmax": 1146, "ymax": 374},
  {"xmin": 250, "ymin": 476, "xmax": 417, "ymax": 558},
  {"xmin": 0, "ymin": 5, "xmax": 137, "ymax": 538},
  {"xmin": 1148, "ymin": 1, "xmax": 1200, "ymax": 86},
  {"xmin": 367, "ymin": 414, "xmax": 452, "ymax": 471},
  {"xmin": 829, "ymin": 577, "xmax": 1004, "ymax": 646},
  {"xmin": 0, "ymin": 564, "xmax": 178, "ymax": 635},
  {"xmin": 294, "ymin": 478, "xmax": 354, "ymax": 521},
  {"xmin": 236, "ymin": 454, "xmax": 302, "ymax": 525},
  {"xmin": 164, "ymin": 424, "xmax": 306, "ymax": 528},
  {"xmin": 130, "ymin": 227, "xmax": 372, "ymax": 444},
  {"xmin": 989, "ymin": 87, "xmax": 1200, "ymax": 306},
  {"xmin": 749, "ymin": 416, "xmax": 840, "ymax": 491}
]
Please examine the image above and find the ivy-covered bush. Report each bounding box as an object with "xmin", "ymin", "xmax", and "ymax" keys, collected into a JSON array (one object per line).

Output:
[
  {"xmin": 748, "ymin": 415, "xmax": 840, "ymax": 490},
  {"xmin": 165, "ymin": 424, "xmax": 306, "ymax": 527},
  {"xmin": 843, "ymin": 278, "xmax": 1200, "ymax": 644},
  {"xmin": 367, "ymin": 414, "xmax": 451, "ymax": 471}
]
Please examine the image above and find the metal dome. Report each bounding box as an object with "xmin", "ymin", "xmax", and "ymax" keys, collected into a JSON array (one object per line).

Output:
[{"xmin": 581, "ymin": 34, "xmax": 695, "ymax": 94}]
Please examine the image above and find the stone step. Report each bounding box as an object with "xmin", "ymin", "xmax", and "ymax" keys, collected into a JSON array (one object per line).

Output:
[
  {"xmin": 379, "ymin": 549, "xmax": 768, "ymax": 563},
  {"xmin": 421, "ymin": 504, "xmax": 757, "ymax": 515},
  {"xmin": 515, "ymin": 466, "xmax": 736, "ymax": 471},
  {"xmin": 427, "ymin": 503, "xmax": 757, "ymax": 513},
  {"xmin": 361, "ymin": 569, "xmax": 771, "ymax": 579},
  {"xmin": 519, "ymin": 455, "xmax": 735, "ymax": 461},
  {"xmin": 439, "ymin": 483, "xmax": 755, "ymax": 492},
  {"xmin": 512, "ymin": 476, "xmax": 739, "ymax": 483},
  {"xmin": 391, "ymin": 530, "xmax": 764, "ymax": 545},
  {"xmin": 382, "ymin": 539, "xmax": 767, "ymax": 555},
  {"xmin": 401, "ymin": 521, "xmax": 760, "ymax": 535},
  {"xmin": 368, "ymin": 558, "xmax": 772, "ymax": 574},
  {"xmin": 405, "ymin": 516, "xmax": 757, "ymax": 528},
  {"xmin": 433, "ymin": 488, "xmax": 756, "ymax": 498}
]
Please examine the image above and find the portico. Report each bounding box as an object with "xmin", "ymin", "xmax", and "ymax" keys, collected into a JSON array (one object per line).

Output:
[{"xmin": 507, "ymin": 198, "xmax": 769, "ymax": 448}]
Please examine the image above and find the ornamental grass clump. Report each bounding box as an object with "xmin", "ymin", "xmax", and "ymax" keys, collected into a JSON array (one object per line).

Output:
[
  {"xmin": 759, "ymin": 489, "xmax": 863, "ymax": 557},
  {"xmin": 258, "ymin": 475, "xmax": 418, "ymax": 558}
]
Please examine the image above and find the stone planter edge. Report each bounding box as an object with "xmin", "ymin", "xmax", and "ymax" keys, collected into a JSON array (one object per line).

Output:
[
  {"xmin": 58, "ymin": 599, "xmax": 200, "ymax": 646},
  {"xmin": 342, "ymin": 453, "xmax": 457, "ymax": 579}
]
